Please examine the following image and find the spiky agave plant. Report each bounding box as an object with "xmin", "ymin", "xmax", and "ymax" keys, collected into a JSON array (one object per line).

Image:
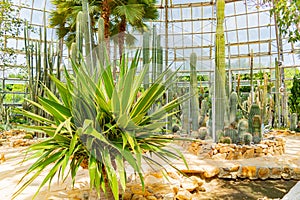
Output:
[{"xmin": 13, "ymin": 50, "xmax": 188, "ymax": 200}]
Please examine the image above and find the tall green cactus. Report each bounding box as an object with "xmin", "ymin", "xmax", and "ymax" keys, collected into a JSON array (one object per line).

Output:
[
  {"xmin": 275, "ymin": 58, "xmax": 280, "ymax": 127},
  {"xmin": 248, "ymin": 104, "xmax": 261, "ymax": 134},
  {"xmin": 24, "ymin": 20, "xmax": 60, "ymax": 119},
  {"xmin": 214, "ymin": 0, "xmax": 226, "ymax": 138},
  {"xmin": 97, "ymin": 17, "xmax": 106, "ymax": 67},
  {"xmin": 290, "ymin": 113, "xmax": 298, "ymax": 131},
  {"xmin": 157, "ymin": 35, "xmax": 163, "ymax": 76},
  {"xmin": 152, "ymin": 26, "xmax": 157, "ymax": 84},
  {"xmin": 181, "ymin": 87, "xmax": 190, "ymax": 134},
  {"xmin": 229, "ymin": 91, "xmax": 238, "ymax": 124},
  {"xmin": 190, "ymin": 52, "xmax": 199, "ymax": 131},
  {"xmin": 199, "ymin": 99, "xmax": 209, "ymax": 126},
  {"xmin": 75, "ymin": 11, "xmax": 84, "ymax": 61},
  {"xmin": 238, "ymin": 119, "xmax": 248, "ymax": 143},
  {"xmin": 252, "ymin": 115, "xmax": 262, "ymax": 144},
  {"xmin": 143, "ymin": 31, "xmax": 150, "ymax": 89}
]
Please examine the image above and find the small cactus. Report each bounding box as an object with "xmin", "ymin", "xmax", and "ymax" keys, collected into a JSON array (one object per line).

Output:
[
  {"xmin": 216, "ymin": 130, "xmax": 224, "ymax": 142},
  {"xmin": 241, "ymin": 133, "xmax": 253, "ymax": 145},
  {"xmin": 198, "ymin": 128, "xmax": 208, "ymax": 140},
  {"xmin": 219, "ymin": 136, "xmax": 232, "ymax": 144},
  {"xmin": 224, "ymin": 128, "xmax": 239, "ymax": 144}
]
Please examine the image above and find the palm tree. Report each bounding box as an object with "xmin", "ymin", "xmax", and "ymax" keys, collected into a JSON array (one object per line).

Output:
[
  {"xmin": 112, "ymin": 0, "xmax": 158, "ymax": 60},
  {"xmin": 50, "ymin": 0, "xmax": 101, "ymax": 48},
  {"xmin": 50, "ymin": 0, "xmax": 158, "ymax": 59}
]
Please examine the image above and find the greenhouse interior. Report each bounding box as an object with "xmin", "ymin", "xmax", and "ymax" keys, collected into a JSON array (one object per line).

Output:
[{"xmin": 1, "ymin": 0, "xmax": 300, "ymax": 199}]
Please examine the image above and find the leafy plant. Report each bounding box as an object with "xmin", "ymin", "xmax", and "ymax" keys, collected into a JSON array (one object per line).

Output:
[
  {"xmin": 270, "ymin": 0, "xmax": 300, "ymax": 43},
  {"xmin": 13, "ymin": 50, "xmax": 188, "ymax": 199},
  {"xmin": 289, "ymin": 73, "xmax": 300, "ymax": 115}
]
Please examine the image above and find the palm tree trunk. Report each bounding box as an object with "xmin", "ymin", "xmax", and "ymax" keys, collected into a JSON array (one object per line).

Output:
[
  {"xmin": 118, "ymin": 17, "xmax": 126, "ymax": 62},
  {"xmin": 101, "ymin": 0, "xmax": 111, "ymax": 58}
]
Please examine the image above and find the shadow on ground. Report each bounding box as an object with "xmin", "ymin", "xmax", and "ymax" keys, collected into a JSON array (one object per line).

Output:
[{"xmin": 199, "ymin": 179, "xmax": 297, "ymax": 200}]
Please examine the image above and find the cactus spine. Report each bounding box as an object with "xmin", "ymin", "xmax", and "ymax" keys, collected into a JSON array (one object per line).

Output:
[
  {"xmin": 190, "ymin": 52, "xmax": 199, "ymax": 131},
  {"xmin": 214, "ymin": 0, "xmax": 226, "ymax": 137},
  {"xmin": 290, "ymin": 113, "xmax": 298, "ymax": 131}
]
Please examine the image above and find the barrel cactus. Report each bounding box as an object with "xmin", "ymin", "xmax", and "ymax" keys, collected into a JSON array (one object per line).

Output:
[
  {"xmin": 224, "ymin": 128, "xmax": 239, "ymax": 144},
  {"xmin": 219, "ymin": 136, "xmax": 232, "ymax": 144},
  {"xmin": 241, "ymin": 132, "xmax": 253, "ymax": 145}
]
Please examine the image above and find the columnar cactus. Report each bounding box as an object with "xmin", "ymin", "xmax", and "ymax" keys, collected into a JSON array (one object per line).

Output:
[
  {"xmin": 199, "ymin": 99, "xmax": 209, "ymax": 127},
  {"xmin": 238, "ymin": 119, "xmax": 248, "ymax": 142},
  {"xmin": 190, "ymin": 52, "xmax": 199, "ymax": 131},
  {"xmin": 214, "ymin": 0, "xmax": 226, "ymax": 139},
  {"xmin": 290, "ymin": 113, "xmax": 298, "ymax": 131},
  {"xmin": 152, "ymin": 26, "xmax": 157, "ymax": 84},
  {"xmin": 248, "ymin": 104, "xmax": 261, "ymax": 134},
  {"xmin": 157, "ymin": 35, "xmax": 163, "ymax": 76},
  {"xmin": 252, "ymin": 115, "xmax": 262, "ymax": 144},
  {"xmin": 97, "ymin": 17, "xmax": 105, "ymax": 66},
  {"xmin": 143, "ymin": 31, "xmax": 150, "ymax": 89},
  {"xmin": 229, "ymin": 92, "xmax": 238, "ymax": 124}
]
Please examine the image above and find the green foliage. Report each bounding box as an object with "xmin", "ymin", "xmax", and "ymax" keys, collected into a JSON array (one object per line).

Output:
[
  {"xmin": 270, "ymin": 0, "xmax": 300, "ymax": 43},
  {"xmin": 13, "ymin": 51, "xmax": 188, "ymax": 200},
  {"xmin": 0, "ymin": 0, "xmax": 25, "ymax": 66},
  {"xmin": 289, "ymin": 73, "xmax": 300, "ymax": 115}
]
